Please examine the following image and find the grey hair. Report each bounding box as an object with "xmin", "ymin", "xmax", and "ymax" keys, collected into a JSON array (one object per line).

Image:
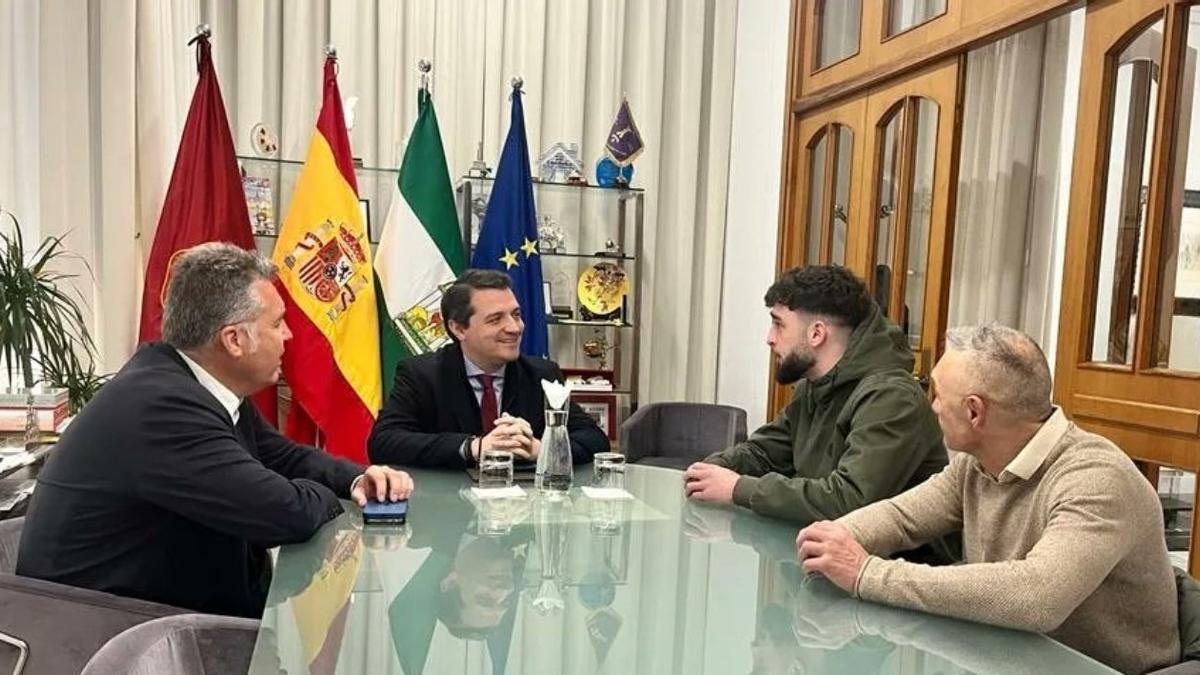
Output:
[
  {"xmin": 161, "ymin": 243, "xmax": 276, "ymax": 350},
  {"xmin": 943, "ymin": 323, "xmax": 1053, "ymax": 421}
]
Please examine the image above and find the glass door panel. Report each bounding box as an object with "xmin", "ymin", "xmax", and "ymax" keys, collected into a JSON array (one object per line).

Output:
[
  {"xmin": 1150, "ymin": 6, "xmax": 1200, "ymax": 372},
  {"xmin": 816, "ymin": 0, "xmax": 862, "ymax": 70},
  {"xmin": 1090, "ymin": 21, "xmax": 1164, "ymax": 365},
  {"xmin": 887, "ymin": 0, "xmax": 948, "ymax": 38},
  {"xmin": 874, "ymin": 113, "xmax": 903, "ymax": 316},
  {"xmin": 831, "ymin": 126, "xmax": 854, "ymax": 265},
  {"xmin": 904, "ymin": 98, "xmax": 940, "ymax": 350},
  {"xmin": 805, "ymin": 131, "xmax": 829, "ymax": 265}
]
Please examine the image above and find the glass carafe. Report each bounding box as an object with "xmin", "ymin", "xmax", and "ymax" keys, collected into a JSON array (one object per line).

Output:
[{"xmin": 535, "ymin": 408, "xmax": 572, "ymax": 494}]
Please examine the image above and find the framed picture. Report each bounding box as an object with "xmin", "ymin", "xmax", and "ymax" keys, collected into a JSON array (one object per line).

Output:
[
  {"xmin": 574, "ymin": 393, "xmax": 617, "ymax": 440},
  {"xmin": 359, "ymin": 199, "xmax": 374, "ymax": 242},
  {"xmin": 243, "ymin": 176, "xmax": 276, "ymax": 235}
]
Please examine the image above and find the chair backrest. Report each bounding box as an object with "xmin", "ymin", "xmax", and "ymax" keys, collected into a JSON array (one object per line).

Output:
[
  {"xmin": 1177, "ymin": 567, "xmax": 1200, "ymax": 663},
  {"xmin": 0, "ymin": 517, "xmax": 23, "ymax": 574},
  {"xmin": 0, "ymin": 572, "xmax": 186, "ymax": 675},
  {"xmin": 619, "ymin": 402, "xmax": 748, "ymax": 466},
  {"xmin": 81, "ymin": 613, "xmax": 260, "ymax": 675}
]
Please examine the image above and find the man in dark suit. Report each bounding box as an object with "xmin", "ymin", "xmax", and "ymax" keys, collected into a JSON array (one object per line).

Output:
[
  {"xmin": 17, "ymin": 243, "xmax": 413, "ymax": 618},
  {"xmin": 368, "ymin": 269, "xmax": 608, "ymax": 468}
]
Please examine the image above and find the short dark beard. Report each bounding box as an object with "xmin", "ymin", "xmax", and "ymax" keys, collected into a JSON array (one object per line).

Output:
[{"xmin": 775, "ymin": 351, "xmax": 814, "ymax": 384}]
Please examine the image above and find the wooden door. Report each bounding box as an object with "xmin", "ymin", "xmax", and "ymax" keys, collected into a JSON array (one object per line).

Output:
[
  {"xmin": 771, "ymin": 58, "xmax": 963, "ymax": 412},
  {"xmin": 857, "ymin": 59, "xmax": 964, "ymax": 383},
  {"xmin": 787, "ymin": 98, "xmax": 868, "ymax": 270},
  {"xmin": 1055, "ymin": 0, "xmax": 1200, "ymax": 574}
]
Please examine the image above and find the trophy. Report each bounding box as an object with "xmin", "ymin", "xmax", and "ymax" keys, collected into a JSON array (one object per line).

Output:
[
  {"xmin": 537, "ymin": 214, "xmax": 566, "ymax": 253},
  {"xmin": 596, "ymin": 238, "xmax": 623, "ymax": 258},
  {"xmin": 538, "ymin": 142, "xmax": 584, "ymax": 183},
  {"xmin": 582, "ymin": 331, "xmax": 616, "ymax": 370},
  {"xmin": 468, "ymin": 140, "xmax": 492, "ymax": 178}
]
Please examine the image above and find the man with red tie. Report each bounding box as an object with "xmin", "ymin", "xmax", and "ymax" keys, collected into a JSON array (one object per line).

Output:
[{"xmin": 368, "ymin": 269, "xmax": 608, "ymax": 468}]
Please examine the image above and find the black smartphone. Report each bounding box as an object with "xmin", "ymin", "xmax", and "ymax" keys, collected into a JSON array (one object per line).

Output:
[{"xmin": 362, "ymin": 499, "xmax": 409, "ymax": 525}]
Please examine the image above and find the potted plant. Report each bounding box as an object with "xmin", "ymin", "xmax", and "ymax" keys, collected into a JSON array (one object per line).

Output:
[{"xmin": 0, "ymin": 209, "xmax": 101, "ymax": 438}]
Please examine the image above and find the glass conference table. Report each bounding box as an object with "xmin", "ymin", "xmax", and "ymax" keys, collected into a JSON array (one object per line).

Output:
[{"xmin": 247, "ymin": 465, "xmax": 1116, "ymax": 675}]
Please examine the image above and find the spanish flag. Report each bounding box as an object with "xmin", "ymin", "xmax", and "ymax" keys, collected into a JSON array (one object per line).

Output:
[{"xmin": 272, "ymin": 55, "xmax": 380, "ymax": 463}]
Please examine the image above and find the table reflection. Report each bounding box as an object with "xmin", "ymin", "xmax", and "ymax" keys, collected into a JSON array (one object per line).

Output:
[{"xmin": 249, "ymin": 466, "xmax": 1114, "ymax": 675}]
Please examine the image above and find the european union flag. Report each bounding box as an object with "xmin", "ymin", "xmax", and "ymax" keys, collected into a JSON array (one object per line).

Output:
[{"xmin": 471, "ymin": 84, "xmax": 548, "ymax": 357}]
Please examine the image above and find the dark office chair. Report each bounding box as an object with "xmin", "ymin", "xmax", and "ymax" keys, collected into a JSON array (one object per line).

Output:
[
  {"xmin": 0, "ymin": 516, "xmax": 192, "ymax": 675},
  {"xmin": 0, "ymin": 517, "xmax": 22, "ymax": 574},
  {"xmin": 81, "ymin": 613, "xmax": 260, "ymax": 675},
  {"xmin": 1148, "ymin": 567, "xmax": 1200, "ymax": 674},
  {"xmin": 619, "ymin": 402, "xmax": 748, "ymax": 471}
]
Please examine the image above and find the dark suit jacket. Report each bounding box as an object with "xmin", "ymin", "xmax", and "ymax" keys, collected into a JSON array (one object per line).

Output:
[
  {"xmin": 16, "ymin": 342, "xmax": 362, "ymax": 618},
  {"xmin": 368, "ymin": 343, "xmax": 609, "ymax": 468}
]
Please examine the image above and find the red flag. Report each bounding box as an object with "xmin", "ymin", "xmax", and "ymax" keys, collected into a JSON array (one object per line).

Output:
[{"xmin": 137, "ymin": 34, "xmax": 278, "ymax": 426}]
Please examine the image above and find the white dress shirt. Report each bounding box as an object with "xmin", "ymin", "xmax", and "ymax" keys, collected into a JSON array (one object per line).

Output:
[{"xmin": 176, "ymin": 349, "xmax": 242, "ymax": 425}]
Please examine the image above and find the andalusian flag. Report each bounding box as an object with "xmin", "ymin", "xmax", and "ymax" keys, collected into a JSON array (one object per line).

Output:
[
  {"xmin": 273, "ymin": 55, "xmax": 380, "ymax": 463},
  {"xmin": 374, "ymin": 88, "xmax": 466, "ymax": 396}
]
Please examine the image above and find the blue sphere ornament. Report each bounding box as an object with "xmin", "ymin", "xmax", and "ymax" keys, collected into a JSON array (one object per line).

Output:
[{"xmin": 595, "ymin": 157, "xmax": 634, "ymax": 188}]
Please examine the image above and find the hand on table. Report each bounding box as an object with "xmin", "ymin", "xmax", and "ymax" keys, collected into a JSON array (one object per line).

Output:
[
  {"xmin": 351, "ymin": 465, "xmax": 414, "ymax": 507},
  {"xmin": 796, "ymin": 521, "xmax": 868, "ymax": 593},
  {"xmin": 683, "ymin": 462, "xmax": 739, "ymax": 504}
]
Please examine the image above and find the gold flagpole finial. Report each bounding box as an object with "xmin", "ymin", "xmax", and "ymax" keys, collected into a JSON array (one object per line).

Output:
[
  {"xmin": 418, "ymin": 59, "xmax": 432, "ymax": 91},
  {"xmin": 187, "ymin": 24, "xmax": 211, "ymax": 46}
]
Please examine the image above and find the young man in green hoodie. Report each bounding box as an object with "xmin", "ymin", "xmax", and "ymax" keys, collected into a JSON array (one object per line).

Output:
[{"xmin": 686, "ymin": 265, "xmax": 948, "ymax": 528}]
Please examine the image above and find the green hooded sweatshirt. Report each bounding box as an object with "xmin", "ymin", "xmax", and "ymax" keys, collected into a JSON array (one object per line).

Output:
[{"xmin": 706, "ymin": 304, "xmax": 947, "ymax": 524}]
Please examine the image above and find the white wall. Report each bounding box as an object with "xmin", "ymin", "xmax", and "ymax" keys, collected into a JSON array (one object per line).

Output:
[{"xmin": 715, "ymin": 0, "xmax": 790, "ymax": 428}]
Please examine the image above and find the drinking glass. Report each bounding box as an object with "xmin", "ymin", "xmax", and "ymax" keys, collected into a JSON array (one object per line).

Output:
[
  {"xmin": 592, "ymin": 452, "xmax": 626, "ymax": 491},
  {"xmin": 479, "ymin": 448, "xmax": 514, "ymax": 490}
]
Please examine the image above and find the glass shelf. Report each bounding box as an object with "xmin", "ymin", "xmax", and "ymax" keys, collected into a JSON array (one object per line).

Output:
[
  {"xmin": 462, "ymin": 174, "xmax": 644, "ymax": 194},
  {"xmin": 238, "ymin": 154, "xmax": 396, "ymax": 175},
  {"xmin": 542, "ymin": 251, "xmax": 635, "ymax": 261},
  {"xmin": 546, "ymin": 317, "xmax": 634, "ymax": 328},
  {"xmin": 568, "ymin": 389, "xmax": 633, "ymax": 396}
]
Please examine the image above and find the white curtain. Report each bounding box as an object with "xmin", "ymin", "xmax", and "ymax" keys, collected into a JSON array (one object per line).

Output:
[
  {"xmin": 888, "ymin": 0, "xmax": 946, "ymax": 36},
  {"xmin": 3, "ymin": 0, "xmax": 738, "ymax": 404},
  {"xmin": 0, "ymin": 0, "xmax": 140, "ymax": 381},
  {"xmin": 817, "ymin": 0, "xmax": 860, "ymax": 68},
  {"xmin": 0, "ymin": 0, "xmax": 41, "ymax": 243},
  {"xmin": 948, "ymin": 13, "xmax": 1079, "ymax": 357}
]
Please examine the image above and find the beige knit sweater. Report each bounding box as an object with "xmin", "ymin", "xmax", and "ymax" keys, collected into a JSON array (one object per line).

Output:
[{"xmin": 839, "ymin": 410, "xmax": 1179, "ymax": 674}]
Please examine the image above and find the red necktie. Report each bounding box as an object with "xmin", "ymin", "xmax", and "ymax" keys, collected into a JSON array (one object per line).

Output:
[{"xmin": 478, "ymin": 374, "xmax": 497, "ymax": 434}]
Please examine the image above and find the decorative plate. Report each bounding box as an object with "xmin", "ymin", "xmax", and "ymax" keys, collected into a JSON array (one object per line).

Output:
[{"xmin": 577, "ymin": 262, "xmax": 629, "ymax": 315}]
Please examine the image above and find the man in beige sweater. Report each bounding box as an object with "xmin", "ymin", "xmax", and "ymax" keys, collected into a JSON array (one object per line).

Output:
[{"xmin": 796, "ymin": 324, "xmax": 1179, "ymax": 674}]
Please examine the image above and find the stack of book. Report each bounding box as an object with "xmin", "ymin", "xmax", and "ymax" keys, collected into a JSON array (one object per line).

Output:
[{"xmin": 0, "ymin": 387, "xmax": 69, "ymax": 434}]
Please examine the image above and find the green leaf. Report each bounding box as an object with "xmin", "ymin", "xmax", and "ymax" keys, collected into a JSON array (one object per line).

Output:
[{"xmin": 0, "ymin": 211, "xmax": 97, "ymax": 395}]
